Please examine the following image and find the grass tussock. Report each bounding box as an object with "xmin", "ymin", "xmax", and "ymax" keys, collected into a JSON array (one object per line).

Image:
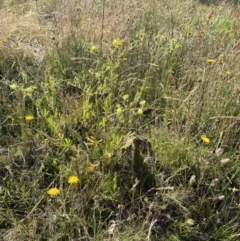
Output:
[{"xmin": 0, "ymin": 0, "xmax": 240, "ymax": 240}]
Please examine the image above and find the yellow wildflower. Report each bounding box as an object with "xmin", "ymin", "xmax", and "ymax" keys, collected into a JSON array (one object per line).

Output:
[
  {"xmin": 207, "ymin": 58, "xmax": 215, "ymax": 63},
  {"xmin": 9, "ymin": 84, "xmax": 17, "ymax": 90},
  {"xmin": 68, "ymin": 175, "xmax": 80, "ymax": 184},
  {"xmin": 116, "ymin": 107, "xmax": 123, "ymax": 115},
  {"xmin": 25, "ymin": 115, "xmax": 34, "ymax": 121},
  {"xmin": 136, "ymin": 29, "xmax": 145, "ymax": 39},
  {"xmin": 90, "ymin": 44, "xmax": 97, "ymax": 52},
  {"xmin": 25, "ymin": 86, "xmax": 36, "ymax": 94},
  {"xmin": 112, "ymin": 38, "xmax": 123, "ymax": 48},
  {"xmin": 201, "ymin": 135, "xmax": 210, "ymax": 144},
  {"xmin": 225, "ymin": 70, "xmax": 231, "ymax": 75},
  {"xmin": 95, "ymin": 72, "xmax": 101, "ymax": 79},
  {"xmin": 47, "ymin": 187, "xmax": 60, "ymax": 196},
  {"xmin": 122, "ymin": 94, "xmax": 129, "ymax": 101},
  {"xmin": 137, "ymin": 108, "xmax": 143, "ymax": 115},
  {"xmin": 140, "ymin": 100, "xmax": 146, "ymax": 107}
]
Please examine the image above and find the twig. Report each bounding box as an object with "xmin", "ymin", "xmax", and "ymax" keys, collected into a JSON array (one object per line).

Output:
[
  {"xmin": 147, "ymin": 219, "xmax": 158, "ymax": 241},
  {"xmin": 210, "ymin": 116, "xmax": 240, "ymax": 120},
  {"xmin": 20, "ymin": 178, "xmax": 57, "ymax": 223}
]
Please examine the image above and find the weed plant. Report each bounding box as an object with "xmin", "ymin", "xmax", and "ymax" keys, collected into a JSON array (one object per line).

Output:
[{"xmin": 0, "ymin": 0, "xmax": 240, "ymax": 240}]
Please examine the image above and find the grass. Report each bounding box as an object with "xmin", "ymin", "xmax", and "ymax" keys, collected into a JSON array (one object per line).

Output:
[{"xmin": 0, "ymin": 0, "xmax": 240, "ymax": 240}]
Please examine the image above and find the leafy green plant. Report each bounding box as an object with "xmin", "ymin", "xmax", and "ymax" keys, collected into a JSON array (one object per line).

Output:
[{"xmin": 0, "ymin": 0, "xmax": 240, "ymax": 240}]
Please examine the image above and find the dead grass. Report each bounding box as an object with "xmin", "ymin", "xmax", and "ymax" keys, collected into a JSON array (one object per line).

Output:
[
  {"xmin": 0, "ymin": 0, "xmax": 151, "ymax": 71},
  {"xmin": 0, "ymin": 3, "xmax": 50, "ymax": 63}
]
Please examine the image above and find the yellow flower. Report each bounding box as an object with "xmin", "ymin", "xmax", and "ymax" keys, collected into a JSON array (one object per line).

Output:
[
  {"xmin": 207, "ymin": 58, "xmax": 215, "ymax": 63},
  {"xmin": 25, "ymin": 87, "xmax": 33, "ymax": 94},
  {"xmin": 68, "ymin": 175, "xmax": 80, "ymax": 184},
  {"xmin": 140, "ymin": 100, "xmax": 146, "ymax": 107},
  {"xmin": 47, "ymin": 187, "xmax": 60, "ymax": 196},
  {"xmin": 137, "ymin": 108, "xmax": 143, "ymax": 115},
  {"xmin": 25, "ymin": 115, "xmax": 34, "ymax": 121},
  {"xmin": 112, "ymin": 38, "xmax": 122, "ymax": 48},
  {"xmin": 136, "ymin": 29, "xmax": 146, "ymax": 39},
  {"xmin": 201, "ymin": 135, "xmax": 210, "ymax": 144},
  {"xmin": 90, "ymin": 44, "xmax": 97, "ymax": 52},
  {"xmin": 25, "ymin": 86, "xmax": 36, "ymax": 94},
  {"xmin": 225, "ymin": 70, "xmax": 231, "ymax": 75},
  {"xmin": 9, "ymin": 84, "xmax": 17, "ymax": 90},
  {"xmin": 116, "ymin": 107, "xmax": 123, "ymax": 115},
  {"xmin": 122, "ymin": 94, "xmax": 129, "ymax": 101},
  {"xmin": 95, "ymin": 72, "xmax": 101, "ymax": 79}
]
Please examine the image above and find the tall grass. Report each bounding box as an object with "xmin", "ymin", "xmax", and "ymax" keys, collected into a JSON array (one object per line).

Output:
[{"xmin": 0, "ymin": 0, "xmax": 240, "ymax": 240}]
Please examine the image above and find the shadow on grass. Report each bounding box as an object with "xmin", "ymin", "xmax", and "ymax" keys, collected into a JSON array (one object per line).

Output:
[{"xmin": 198, "ymin": 0, "xmax": 240, "ymax": 5}]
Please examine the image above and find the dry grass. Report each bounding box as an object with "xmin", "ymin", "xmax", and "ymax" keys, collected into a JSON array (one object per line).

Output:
[
  {"xmin": 0, "ymin": 0, "xmax": 151, "ymax": 70},
  {"xmin": 0, "ymin": 3, "xmax": 49, "ymax": 60}
]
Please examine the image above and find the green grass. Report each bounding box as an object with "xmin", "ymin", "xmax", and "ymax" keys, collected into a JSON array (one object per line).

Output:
[{"xmin": 0, "ymin": 0, "xmax": 240, "ymax": 240}]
